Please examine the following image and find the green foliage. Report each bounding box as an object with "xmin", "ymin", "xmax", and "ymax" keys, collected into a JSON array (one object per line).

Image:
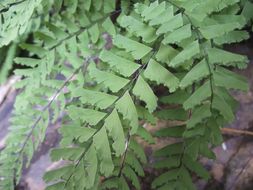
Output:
[{"xmin": 0, "ymin": 0, "xmax": 252, "ymax": 190}]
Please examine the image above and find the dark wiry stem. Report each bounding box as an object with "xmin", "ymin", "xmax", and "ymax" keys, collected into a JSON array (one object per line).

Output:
[
  {"xmin": 166, "ymin": 0, "xmax": 215, "ymax": 106},
  {"xmin": 13, "ymin": 66, "xmax": 82, "ymax": 186},
  {"xmin": 165, "ymin": 0, "xmax": 216, "ymax": 172},
  {"xmin": 48, "ymin": 9, "xmax": 122, "ymax": 51},
  {"xmin": 0, "ymin": 0, "xmax": 27, "ymax": 13},
  {"xmin": 118, "ymin": 133, "xmax": 131, "ymax": 177},
  {"xmin": 16, "ymin": 68, "xmax": 80, "ymax": 156},
  {"xmin": 62, "ymin": 39, "xmax": 162, "ymax": 188},
  {"xmin": 13, "ymin": 9, "xmax": 123, "ymax": 178}
]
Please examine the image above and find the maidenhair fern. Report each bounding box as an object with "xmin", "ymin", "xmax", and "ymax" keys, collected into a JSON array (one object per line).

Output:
[{"xmin": 0, "ymin": 0, "xmax": 252, "ymax": 190}]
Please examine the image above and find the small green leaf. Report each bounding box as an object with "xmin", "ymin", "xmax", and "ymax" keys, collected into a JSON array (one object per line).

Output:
[
  {"xmin": 156, "ymin": 14, "xmax": 183, "ymax": 35},
  {"xmin": 67, "ymin": 105, "xmax": 106, "ymax": 126},
  {"xmin": 104, "ymin": 0, "xmax": 115, "ymax": 13},
  {"xmin": 144, "ymin": 59, "xmax": 179, "ymax": 92},
  {"xmin": 43, "ymin": 165, "xmax": 74, "ymax": 183},
  {"xmin": 116, "ymin": 91, "xmax": 138, "ymax": 134},
  {"xmin": 123, "ymin": 165, "xmax": 141, "ymax": 190},
  {"xmin": 183, "ymin": 155, "xmax": 210, "ymax": 180},
  {"xmin": 149, "ymin": 6, "xmax": 174, "ymax": 26},
  {"xmin": 129, "ymin": 139, "xmax": 147, "ymax": 164},
  {"xmin": 132, "ymin": 76, "xmax": 158, "ymax": 112},
  {"xmin": 83, "ymin": 144, "xmax": 98, "ymax": 188},
  {"xmin": 72, "ymin": 88, "xmax": 118, "ymax": 110},
  {"xmin": 20, "ymin": 43, "xmax": 47, "ymax": 57},
  {"xmin": 155, "ymin": 125, "xmax": 185, "ymax": 138},
  {"xmin": 126, "ymin": 152, "xmax": 145, "ymax": 176},
  {"xmin": 60, "ymin": 123, "xmax": 96, "ymax": 144},
  {"xmin": 89, "ymin": 63, "xmax": 130, "ymax": 93},
  {"xmin": 140, "ymin": 1, "xmax": 166, "ymax": 21},
  {"xmin": 156, "ymin": 44, "xmax": 178, "ymax": 64},
  {"xmin": 136, "ymin": 126, "xmax": 155, "ymax": 144},
  {"xmin": 187, "ymin": 104, "xmax": 212, "ymax": 128},
  {"xmin": 50, "ymin": 147, "xmax": 83, "ymax": 161},
  {"xmin": 45, "ymin": 182, "xmax": 65, "ymax": 190},
  {"xmin": 155, "ymin": 108, "xmax": 188, "ymax": 121},
  {"xmin": 152, "ymin": 169, "xmax": 178, "ymax": 189},
  {"xmin": 200, "ymin": 23, "xmax": 242, "ymax": 39},
  {"xmin": 179, "ymin": 167, "xmax": 196, "ymax": 190},
  {"xmin": 160, "ymin": 90, "xmax": 189, "ymax": 105},
  {"xmin": 102, "ymin": 18, "xmax": 116, "ymax": 36},
  {"xmin": 213, "ymin": 66, "xmax": 249, "ymax": 91},
  {"xmin": 154, "ymin": 142, "xmax": 184, "ymax": 157},
  {"xmin": 118, "ymin": 15, "xmax": 157, "ymax": 43},
  {"xmin": 208, "ymin": 48, "xmax": 248, "ymax": 68},
  {"xmin": 113, "ymin": 34, "xmax": 152, "ymax": 59},
  {"xmin": 214, "ymin": 31, "xmax": 249, "ymax": 45},
  {"xmin": 14, "ymin": 57, "xmax": 41, "ymax": 68},
  {"xmin": 136, "ymin": 105, "xmax": 157, "ymax": 125},
  {"xmin": 104, "ymin": 109, "xmax": 126, "ymax": 156},
  {"xmin": 88, "ymin": 23, "xmax": 100, "ymax": 43},
  {"xmin": 46, "ymin": 22, "xmax": 68, "ymax": 40},
  {"xmin": 93, "ymin": 127, "xmax": 114, "ymax": 177},
  {"xmin": 180, "ymin": 59, "xmax": 210, "ymax": 89},
  {"xmin": 163, "ymin": 24, "xmax": 192, "ymax": 44},
  {"xmin": 212, "ymin": 94, "xmax": 234, "ymax": 122},
  {"xmin": 170, "ymin": 40, "xmax": 200, "ymax": 68},
  {"xmin": 183, "ymin": 81, "xmax": 212, "ymax": 110},
  {"xmin": 100, "ymin": 50, "xmax": 140, "ymax": 77},
  {"xmin": 154, "ymin": 156, "xmax": 181, "ymax": 169}
]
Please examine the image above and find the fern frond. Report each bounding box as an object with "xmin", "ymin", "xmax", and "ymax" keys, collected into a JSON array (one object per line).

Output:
[
  {"xmin": 0, "ymin": 0, "xmax": 42, "ymax": 47},
  {"xmin": 0, "ymin": 43, "xmax": 17, "ymax": 83},
  {"xmin": 0, "ymin": 0, "xmax": 251, "ymax": 190}
]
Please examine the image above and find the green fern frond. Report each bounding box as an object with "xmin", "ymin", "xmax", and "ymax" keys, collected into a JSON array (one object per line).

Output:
[{"xmin": 0, "ymin": 0, "xmax": 252, "ymax": 190}]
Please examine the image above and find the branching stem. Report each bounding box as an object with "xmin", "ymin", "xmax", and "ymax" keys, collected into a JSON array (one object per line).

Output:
[
  {"xmin": 62, "ymin": 34, "xmax": 163, "ymax": 188},
  {"xmin": 12, "ymin": 9, "xmax": 123, "ymax": 186},
  {"xmin": 167, "ymin": 0, "xmax": 215, "ymax": 106},
  {"xmin": 166, "ymin": 0, "xmax": 217, "ymax": 172}
]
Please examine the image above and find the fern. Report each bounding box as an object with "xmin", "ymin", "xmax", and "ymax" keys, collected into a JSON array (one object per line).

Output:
[
  {"xmin": 0, "ymin": 0, "xmax": 252, "ymax": 190},
  {"xmin": 0, "ymin": 43, "xmax": 17, "ymax": 83}
]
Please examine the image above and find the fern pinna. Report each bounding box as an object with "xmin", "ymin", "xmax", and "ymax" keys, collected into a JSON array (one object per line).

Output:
[{"xmin": 0, "ymin": 0, "xmax": 252, "ymax": 190}]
